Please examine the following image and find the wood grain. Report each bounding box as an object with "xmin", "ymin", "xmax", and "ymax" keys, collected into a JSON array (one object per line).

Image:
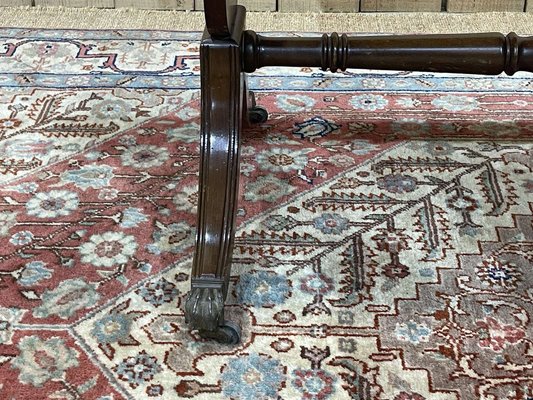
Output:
[
  {"xmin": 4, "ymin": 0, "xmax": 533, "ymax": 12},
  {"xmin": 35, "ymin": 0, "xmax": 114, "ymax": 6},
  {"xmin": 361, "ymin": 0, "xmax": 442, "ymax": 11},
  {"xmin": 279, "ymin": 0, "xmax": 359, "ymax": 12},
  {"xmin": 114, "ymin": 0, "xmax": 193, "ymax": 9},
  {"xmin": 1, "ymin": 0, "xmax": 33, "ymax": 5},
  {"xmin": 195, "ymin": 0, "xmax": 276, "ymax": 11},
  {"xmin": 447, "ymin": 0, "xmax": 526, "ymax": 12}
]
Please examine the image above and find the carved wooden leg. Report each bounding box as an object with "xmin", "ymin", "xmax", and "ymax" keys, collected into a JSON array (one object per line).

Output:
[{"xmin": 184, "ymin": 33, "xmax": 244, "ymax": 344}]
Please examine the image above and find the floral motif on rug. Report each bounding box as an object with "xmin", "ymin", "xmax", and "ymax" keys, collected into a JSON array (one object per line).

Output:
[{"xmin": 0, "ymin": 29, "xmax": 532, "ymax": 400}]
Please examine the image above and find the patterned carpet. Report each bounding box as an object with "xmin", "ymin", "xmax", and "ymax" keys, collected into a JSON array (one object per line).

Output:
[{"xmin": 0, "ymin": 28, "xmax": 532, "ymax": 400}]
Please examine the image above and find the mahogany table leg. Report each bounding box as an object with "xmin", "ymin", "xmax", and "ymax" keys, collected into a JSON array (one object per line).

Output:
[
  {"xmin": 184, "ymin": 28, "xmax": 245, "ymax": 344},
  {"xmin": 189, "ymin": 0, "xmax": 532, "ymax": 345}
]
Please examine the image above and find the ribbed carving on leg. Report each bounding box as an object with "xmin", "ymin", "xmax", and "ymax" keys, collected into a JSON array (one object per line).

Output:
[
  {"xmin": 184, "ymin": 285, "xmax": 224, "ymax": 332},
  {"xmin": 321, "ymin": 32, "xmax": 349, "ymax": 72},
  {"xmin": 242, "ymin": 30, "xmax": 533, "ymax": 75}
]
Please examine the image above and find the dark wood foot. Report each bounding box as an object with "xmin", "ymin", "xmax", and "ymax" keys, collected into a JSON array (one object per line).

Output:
[
  {"xmin": 244, "ymin": 86, "xmax": 269, "ymax": 125},
  {"xmin": 184, "ymin": 280, "xmax": 241, "ymax": 344},
  {"xmin": 248, "ymin": 93, "xmax": 269, "ymax": 124},
  {"xmin": 241, "ymin": 75, "xmax": 269, "ymax": 126},
  {"xmin": 184, "ymin": 6, "xmax": 246, "ymax": 344}
]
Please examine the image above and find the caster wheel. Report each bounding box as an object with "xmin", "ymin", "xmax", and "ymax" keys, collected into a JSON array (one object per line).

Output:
[
  {"xmin": 248, "ymin": 106, "xmax": 268, "ymax": 124},
  {"xmin": 198, "ymin": 320, "xmax": 241, "ymax": 344},
  {"xmin": 219, "ymin": 320, "xmax": 241, "ymax": 344}
]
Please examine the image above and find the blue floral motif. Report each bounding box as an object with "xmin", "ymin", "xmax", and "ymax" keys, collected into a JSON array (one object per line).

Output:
[
  {"xmin": 237, "ymin": 271, "xmax": 291, "ymax": 308},
  {"xmin": 313, "ymin": 213, "xmax": 350, "ymax": 235},
  {"xmin": 6, "ymin": 182, "xmax": 38, "ymax": 194},
  {"xmin": 61, "ymin": 164, "xmax": 115, "ymax": 190},
  {"xmin": 377, "ymin": 174, "xmax": 418, "ymax": 194},
  {"xmin": 92, "ymin": 99, "xmax": 131, "ymax": 120},
  {"xmin": 172, "ymin": 185, "xmax": 198, "ymax": 213},
  {"xmin": 256, "ymin": 147, "xmax": 310, "ymax": 173},
  {"xmin": 244, "ymin": 175, "xmax": 297, "ymax": 203},
  {"xmin": 0, "ymin": 138, "xmax": 54, "ymax": 160},
  {"xmin": 276, "ymin": 94, "xmax": 316, "ymax": 112},
  {"xmin": 432, "ymin": 95, "xmax": 479, "ymax": 112},
  {"xmin": 92, "ymin": 313, "xmax": 132, "ymax": 344},
  {"xmin": 146, "ymin": 385, "xmax": 164, "ymax": 397},
  {"xmin": 10, "ymin": 230, "xmax": 34, "ymax": 246},
  {"xmin": 120, "ymin": 144, "xmax": 169, "ymax": 169},
  {"xmin": 300, "ymin": 273, "xmax": 334, "ymax": 295},
  {"xmin": 292, "ymin": 369, "xmax": 336, "ymax": 400},
  {"xmin": 18, "ymin": 261, "xmax": 53, "ymax": 286},
  {"xmin": 25, "ymin": 190, "xmax": 79, "ymax": 219},
  {"xmin": 395, "ymin": 321, "xmax": 432, "ymax": 344},
  {"xmin": 33, "ymin": 278, "xmax": 100, "ymax": 319},
  {"xmin": 136, "ymin": 278, "xmax": 179, "ymax": 307},
  {"xmin": 146, "ymin": 221, "xmax": 195, "ymax": 255},
  {"xmin": 293, "ymin": 117, "xmax": 340, "ymax": 139},
  {"xmin": 114, "ymin": 351, "xmax": 162, "ymax": 388},
  {"xmin": 120, "ymin": 207, "xmax": 148, "ymax": 228},
  {"xmin": 79, "ymin": 231, "xmax": 137, "ymax": 268},
  {"xmin": 446, "ymin": 194, "xmax": 479, "ymax": 212},
  {"xmin": 475, "ymin": 258, "xmax": 520, "ymax": 289},
  {"xmin": 488, "ymin": 265, "xmax": 513, "ymax": 284},
  {"xmin": 221, "ymin": 353, "xmax": 285, "ymax": 400},
  {"xmin": 350, "ymin": 94, "xmax": 388, "ymax": 111},
  {"xmin": 11, "ymin": 336, "xmax": 79, "ymax": 387}
]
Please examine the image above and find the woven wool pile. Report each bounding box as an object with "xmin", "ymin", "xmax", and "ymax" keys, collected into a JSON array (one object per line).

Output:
[{"xmin": 0, "ymin": 23, "xmax": 531, "ymax": 400}]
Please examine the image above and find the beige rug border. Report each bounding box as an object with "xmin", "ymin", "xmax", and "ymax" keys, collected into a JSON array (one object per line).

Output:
[{"xmin": 0, "ymin": 6, "xmax": 532, "ymax": 33}]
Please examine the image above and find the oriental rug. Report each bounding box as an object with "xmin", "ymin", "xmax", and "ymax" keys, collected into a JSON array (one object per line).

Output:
[{"xmin": 0, "ymin": 28, "xmax": 532, "ymax": 400}]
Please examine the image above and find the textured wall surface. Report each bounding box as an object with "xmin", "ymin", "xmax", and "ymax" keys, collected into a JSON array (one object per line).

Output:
[{"xmin": 3, "ymin": 0, "xmax": 531, "ymax": 11}]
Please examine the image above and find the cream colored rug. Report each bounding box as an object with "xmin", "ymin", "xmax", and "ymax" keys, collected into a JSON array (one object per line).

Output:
[{"xmin": 0, "ymin": 6, "xmax": 533, "ymax": 33}]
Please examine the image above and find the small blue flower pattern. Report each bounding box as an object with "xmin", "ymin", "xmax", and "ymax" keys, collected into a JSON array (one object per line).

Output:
[
  {"xmin": 276, "ymin": 94, "xmax": 316, "ymax": 112},
  {"xmin": 61, "ymin": 164, "xmax": 115, "ymax": 190},
  {"xmin": 350, "ymin": 94, "xmax": 388, "ymax": 111},
  {"xmin": 395, "ymin": 321, "xmax": 432, "ymax": 344},
  {"xmin": 137, "ymin": 278, "xmax": 179, "ymax": 307},
  {"xmin": 92, "ymin": 313, "xmax": 132, "ymax": 344},
  {"xmin": 18, "ymin": 261, "xmax": 53, "ymax": 286},
  {"xmin": 377, "ymin": 174, "xmax": 418, "ymax": 194},
  {"xmin": 120, "ymin": 207, "xmax": 148, "ymax": 228},
  {"xmin": 10, "ymin": 231, "xmax": 34, "ymax": 246},
  {"xmin": 114, "ymin": 351, "xmax": 162, "ymax": 388},
  {"xmin": 432, "ymin": 95, "xmax": 480, "ymax": 112},
  {"xmin": 237, "ymin": 271, "xmax": 291, "ymax": 308},
  {"xmin": 313, "ymin": 213, "xmax": 349, "ymax": 235},
  {"xmin": 221, "ymin": 353, "xmax": 285, "ymax": 400}
]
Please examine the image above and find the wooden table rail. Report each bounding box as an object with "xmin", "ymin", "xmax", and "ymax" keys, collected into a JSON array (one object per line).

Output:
[{"xmin": 181, "ymin": 2, "xmax": 533, "ymax": 344}]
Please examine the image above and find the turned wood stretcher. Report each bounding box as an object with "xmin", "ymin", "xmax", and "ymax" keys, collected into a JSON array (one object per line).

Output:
[{"xmin": 183, "ymin": 0, "xmax": 533, "ymax": 343}]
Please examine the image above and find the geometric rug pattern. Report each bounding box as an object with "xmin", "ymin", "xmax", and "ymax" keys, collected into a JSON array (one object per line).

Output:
[{"xmin": 0, "ymin": 28, "xmax": 532, "ymax": 399}]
